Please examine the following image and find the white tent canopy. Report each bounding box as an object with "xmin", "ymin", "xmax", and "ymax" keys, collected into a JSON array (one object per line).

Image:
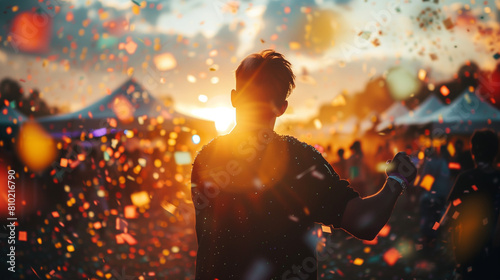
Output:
[
  {"xmin": 416, "ymin": 91, "xmax": 500, "ymax": 134},
  {"xmin": 395, "ymin": 95, "xmax": 444, "ymax": 126},
  {"xmin": 37, "ymin": 79, "xmax": 215, "ymax": 138},
  {"xmin": 375, "ymin": 101, "xmax": 409, "ymax": 132}
]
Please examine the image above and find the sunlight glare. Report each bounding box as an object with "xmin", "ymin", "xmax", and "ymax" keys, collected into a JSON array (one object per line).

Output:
[{"xmin": 191, "ymin": 107, "xmax": 235, "ymax": 133}]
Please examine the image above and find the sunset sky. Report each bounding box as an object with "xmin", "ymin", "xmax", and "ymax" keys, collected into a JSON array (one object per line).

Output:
[{"xmin": 1, "ymin": 0, "xmax": 499, "ymax": 132}]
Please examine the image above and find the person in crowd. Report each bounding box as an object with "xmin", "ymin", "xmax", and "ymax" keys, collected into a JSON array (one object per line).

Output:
[
  {"xmin": 443, "ymin": 129, "xmax": 500, "ymax": 280},
  {"xmin": 415, "ymin": 146, "xmax": 452, "ymax": 251},
  {"xmin": 331, "ymin": 148, "xmax": 347, "ymax": 179},
  {"xmin": 347, "ymin": 140, "xmax": 371, "ymax": 196},
  {"xmin": 450, "ymin": 139, "xmax": 474, "ymax": 180},
  {"xmin": 190, "ymin": 49, "xmax": 417, "ymax": 279}
]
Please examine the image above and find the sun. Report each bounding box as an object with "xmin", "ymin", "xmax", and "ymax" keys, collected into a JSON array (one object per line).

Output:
[{"xmin": 190, "ymin": 106, "xmax": 236, "ymax": 134}]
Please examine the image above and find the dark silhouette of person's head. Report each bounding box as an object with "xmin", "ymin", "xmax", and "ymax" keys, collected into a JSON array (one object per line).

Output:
[
  {"xmin": 470, "ymin": 129, "xmax": 498, "ymax": 164},
  {"xmin": 337, "ymin": 148, "xmax": 345, "ymax": 160},
  {"xmin": 350, "ymin": 140, "xmax": 362, "ymax": 156},
  {"xmin": 232, "ymin": 50, "xmax": 295, "ymax": 125}
]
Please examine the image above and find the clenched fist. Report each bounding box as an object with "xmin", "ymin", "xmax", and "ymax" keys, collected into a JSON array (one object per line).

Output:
[{"xmin": 385, "ymin": 152, "xmax": 417, "ymax": 186}]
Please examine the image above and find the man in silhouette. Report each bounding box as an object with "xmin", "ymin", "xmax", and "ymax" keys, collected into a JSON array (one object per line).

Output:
[
  {"xmin": 190, "ymin": 50, "xmax": 417, "ymax": 279},
  {"xmin": 444, "ymin": 129, "xmax": 500, "ymax": 280}
]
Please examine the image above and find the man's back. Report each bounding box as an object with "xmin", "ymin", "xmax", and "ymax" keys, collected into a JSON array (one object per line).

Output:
[{"xmin": 191, "ymin": 130, "xmax": 359, "ymax": 279}]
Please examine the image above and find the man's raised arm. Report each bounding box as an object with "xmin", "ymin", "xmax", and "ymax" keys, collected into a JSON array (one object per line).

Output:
[{"xmin": 340, "ymin": 152, "xmax": 417, "ymax": 240}]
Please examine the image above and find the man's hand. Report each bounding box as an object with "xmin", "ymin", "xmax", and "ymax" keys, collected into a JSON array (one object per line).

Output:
[{"xmin": 385, "ymin": 152, "xmax": 417, "ymax": 186}]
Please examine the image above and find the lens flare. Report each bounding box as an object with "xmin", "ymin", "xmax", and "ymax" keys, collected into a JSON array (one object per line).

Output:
[{"xmin": 16, "ymin": 122, "xmax": 56, "ymax": 172}]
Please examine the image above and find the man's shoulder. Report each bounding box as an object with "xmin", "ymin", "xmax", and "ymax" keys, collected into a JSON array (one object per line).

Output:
[
  {"xmin": 192, "ymin": 134, "xmax": 228, "ymax": 166},
  {"xmin": 275, "ymin": 134, "xmax": 323, "ymax": 157},
  {"xmin": 193, "ymin": 132, "xmax": 324, "ymax": 167}
]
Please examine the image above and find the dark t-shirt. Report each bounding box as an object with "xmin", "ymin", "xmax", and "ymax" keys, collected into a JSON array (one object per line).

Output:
[{"xmin": 191, "ymin": 130, "xmax": 359, "ymax": 279}]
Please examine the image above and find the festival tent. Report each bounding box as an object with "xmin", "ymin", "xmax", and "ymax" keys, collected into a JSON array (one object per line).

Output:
[
  {"xmin": 394, "ymin": 95, "xmax": 444, "ymax": 127},
  {"xmin": 417, "ymin": 91, "xmax": 500, "ymax": 134},
  {"xmin": 293, "ymin": 116, "xmax": 360, "ymax": 142},
  {"xmin": 37, "ymin": 79, "xmax": 216, "ymax": 139},
  {"xmin": 375, "ymin": 101, "xmax": 409, "ymax": 132},
  {"xmin": 358, "ymin": 112, "xmax": 378, "ymax": 135},
  {"xmin": 0, "ymin": 105, "xmax": 26, "ymax": 140}
]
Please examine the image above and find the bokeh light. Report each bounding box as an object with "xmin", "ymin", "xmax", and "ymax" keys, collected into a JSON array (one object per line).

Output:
[
  {"xmin": 154, "ymin": 52, "xmax": 177, "ymax": 71},
  {"xmin": 386, "ymin": 67, "xmax": 421, "ymax": 101},
  {"xmin": 16, "ymin": 122, "xmax": 56, "ymax": 172}
]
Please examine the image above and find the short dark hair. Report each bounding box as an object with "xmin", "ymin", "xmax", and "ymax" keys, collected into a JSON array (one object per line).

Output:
[
  {"xmin": 471, "ymin": 129, "xmax": 499, "ymax": 163},
  {"xmin": 235, "ymin": 49, "xmax": 295, "ymax": 107}
]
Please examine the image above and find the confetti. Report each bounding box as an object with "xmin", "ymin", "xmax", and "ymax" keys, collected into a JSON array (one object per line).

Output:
[
  {"xmin": 131, "ymin": 191, "xmax": 150, "ymax": 207},
  {"xmin": 383, "ymin": 248, "xmax": 401, "ymax": 266},
  {"xmin": 353, "ymin": 258, "xmax": 364, "ymax": 266},
  {"xmin": 432, "ymin": 222, "xmax": 440, "ymax": 230},
  {"xmin": 452, "ymin": 198, "xmax": 461, "ymax": 206}
]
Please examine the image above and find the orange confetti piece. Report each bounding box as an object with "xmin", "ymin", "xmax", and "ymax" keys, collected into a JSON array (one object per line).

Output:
[
  {"xmin": 116, "ymin": 217, "xmax": 128, "ymax": 231},
  {"xmin": 52, "ymin": 211, "xmax": 59, "ymax": 218},
  {"xmin": 66, "ymin": 12, "xmax": 74, "ymax": 22},
  {"xmin": 124, "ymin": 40, "xmax": 138, "ymax": 54},
  {"xmin": 120, "ymin": 233, "xmax": 137, "ymax": 245},
  {"xmin": 353, "ymin": 258, "xmax": 364, "ymax": 266},
  {"xmin": 321, "ymin": 225, "xmax": 331, "ymax": 233},
  {"xmin": 124, "ymin": 205, "xmax": 138, "ymax": 219},
  {"xmin": 452, "ymin": 198, "xmax": 462, "ymax": 206},
  {"xmin": 440, "ymin": 85, "xmax": 450, "ymax": 97},
  {"xmin": 383, "ymin": 248, "xmax": 401, "ymax": 266},
  {"xmin": 419, "ymin": 175, "xmax": 435, "ymax": 191},
  {"xmin": 448, "ymin": 162, "xmax": 461, "ymax": 170},
  {"xmin": 432, "ymin": 222, "xmax": 440, "ymax": 230},
  {"xmin": 19, "ymin": 231, "xmax": 27, "ymax": 241},
  {"xmin": 132, "ymin": 5, "xmax": 140, "ymax": 15}
]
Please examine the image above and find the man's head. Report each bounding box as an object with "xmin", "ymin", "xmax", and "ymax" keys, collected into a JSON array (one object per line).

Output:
[
  {"xmin": 232, "ymin": 50, "xmax": 295, "ymax": 118},
  {"xmin": 471, "ymin": 129, "xmax": 499, "ymax": 164}
]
